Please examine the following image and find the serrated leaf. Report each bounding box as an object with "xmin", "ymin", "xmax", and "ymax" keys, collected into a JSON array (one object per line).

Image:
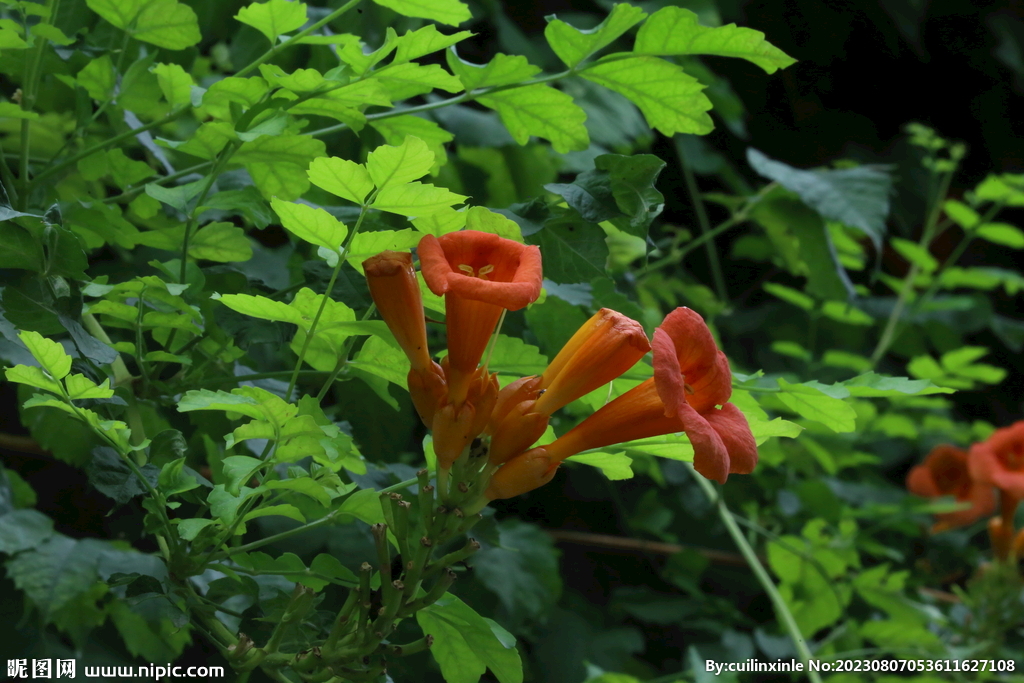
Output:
[
  {"xmin": 18, "ymin": 330, "xmax": 71, "ymax": 380},
  {"xmin": 307, "ymin": 156, "xmax": 374, "ymax": 204},
  {"xmin": 776, "ymin": 378, "xmax": 856, "ymax": 433},
  {"xmin": 217, "ymin": 293, "xmax": 305, "ymax": 325},
  {"xmin": 0, "ymin": 509, "xmax": 55, "ymax": 554},
  {"xmin": 371, "ymin": 0, "xmax": 470, "ymax": 27},
  {"xmin": 189, "ymin": 222, "xmax": 252, "ymax": 263},
  {"xmin": 486, "ymin": 335, "xmax": 548, "ymax": 376},
  {"xmin": 524, "ymin": 210, "xmax": 609, "ymax": 283},
  {"xmin": 375, "ymin": 62, "xmax": 463, "ymax": 100},
  {"xmin": 890, "ymin": 237, "xmax": 937, "ymax": 273},
  {"xmin": 32, "ymin": 22, "xmax": 74, "ymax": 45},
  {"xmin": 65, "ymin": 374, "xmax": 114, "ymax": 399},
  {"xmin": 370, "ymin": 115, "xmax": 454, "ymax": 175},
  {"xmin": 417, "ymin": 595, "xmax": 523, "ymax": 683},
  {"xmin": 5, "ymin": 365, "xmax": 63, "ymax": 394},
  {"xmin": 234, "ymin": 135, "xmax": 326, "ymax": 201},
  {"xmin": 77, "ymin": 55, "xmax": 116, "ymax": 101},
  {"xmin": 747, "ymin": 148, "xmax": 893, "ymax": 248},
  {"xmin": 446, "ymin": 49, "xmax": 541, "ymax": 90},
  {"xmin": 366, "ymin": 135, "xmax": 435, "ymax": 190},
  {"xmin": 478, "ymin": 84, "xmax": 589, "ymax": 154},
  {"xmin": 235, "ymin": 0, "xmax": 308, "ymax": 43},
  {"xmin": 370, "ymin": 182, "xmax": 467, "ymax": 216},
  {"xmin": 581, "ymin": 54, "xmax": 712, "ymax": 136},
  {"xmin": 394, "ymin": 25, "xmax": 472, "ymax": 63},
  {"xmin": 133, "ymin": 0, "xmax": 201, "ymax": 50},
  {"xmin": 634, "ymin": 6, "xmax": 796, "ymax": 74},
  {"xmin": 87, "ymin": 447, "xmax": 159, "ymax": 504},
  {"xmin": 271, "ymin": 199, "xmax": 348, "ymax": 252},
  {"xmin": 545, "ymin": 4, "xmax": 647, "ymax": 68},
  {"xmin": 5, "ymin": 535, "xmax": 106, "ymax": 621},
  {"xmin": 151, "ymin": 62, "xmax": 193, "ymax": 108}
]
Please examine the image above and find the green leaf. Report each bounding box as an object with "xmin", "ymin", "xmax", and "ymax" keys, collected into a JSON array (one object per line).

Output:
[
  {"xmin": 0, "ymin": 509, "xmax": 55, "ymax": 554},
  {"xmin": 820, "ymin": 301, "xmax": 874, "ymax": 326},
  {"xmin": 177, "ymin": 518, "xmax": 215, "ymax": 541},
  {"xmin": 545, "ymin": 153, "xmax": 665, "ymax": 240},
  {"xmin": 0, "ymin": 25, "xmax": 29, "ymax": 49},
  {"xmin": 371, "ymin": 0, "xmax": 470, "ymax": 27},
  {"xmin": 6, "ymin": 535, "xmax": 106, "ymax": 621},
  {"xmin": 242, "ymin": 504, "xmax": 305, "ymax": 524},
  {"xmin": 567, "ymin": 451, "xmax": 633, "ymax": 480},
  {"xmin": 841, "ymin": 372, "xmax": 954, "ymax": 397},
  {"xmin": 151, "ymin": 62, "xmax": 193, "ymax": 108},
  {"xmin": 545, "ymin": 4, "xmax": 647, "ymax": 68},
  {"xmin": 394, "ymin": 25, "xmax": 472, "ymax": 63},
  {"xmin": 235, "ymin": 0, "xmax": 308, "ymax": 43},
  {"xmin": 77, "ymin": 55, "xmax": 116, "ymax": 101},
  {"xmin": 974, "ymin": 173, "xmax": 1024, "ymax": 206},
  {"xmin": 0, "ymin": 222, "xmax": 43, "ymax": 271},
  {"xmin": 634, "ymin": 6, "xmax": 796, "ymax": 74},
  {"xmin": 348, "ymin": 335, "xmax": 410, "ymax": 388},
  {"xmin": 478, "ymin": 84, "xmax": 589, "ymax": 154},
  {"xmin": 65, "ymin": 374, "xmax": 114, "ymax": 399},
  {"xmin": 31, "ymin": 22, "xmax": 74, "ymax": 45},
  {"xmin": 486, "ymin": 335, "xmax": 548, "ymax": 376},
  {"xmin": 417, "ymin": 594, "xmax": 523, "ymax": 683},
  {"xmin": 747, "ymin": 149, "xmax": 893, "ymax": 249},
  {"xmin": 776, "ymin": 378, "xmax": 856, "ymax": 433},
  {"xmin": 106, "ymin": 149, "xmax": 154, "ymax": 189},
  {"xmin": 133, "ymin": 0, "xmax": 201, "ymax": 50},
  {"xmin": 975, "ymin": 222, "xmax": 1024, "ymax": 248},
  {"xmin": 446, "ymin": 49, "xmax": 541, "ymax": 90},
  {"xmin": 307, "ymin": 156, "xmax": 374, "ymax": 205},
  {"xmin": 177, "ymin": 387, "xmax": 297, "ymax": 425},
  {"xmin": 18, "ymin": 330, "xmax": 71, "ymax": 380},
  {"xmin": 5, "ymin": 365, "xmax": 63, "ymax": 394},
  {"xmin": 375, "ymin": 62, "xmax": 464, "ymax": 100},
  {"xmin": 158, "ymin": 458, "xmax": 200, "ymax": 497},
  {"xmin": 366, "ymin": 135, "xmax": 435, "ymax": 190},
  {"xmin": 472, "ymin": 519, "xmax": 562, "ymax": 628},
  {"xmin": 338, "ymin": 488, "xmax": 386, "ymax": 524},
  {"xmin": 85, "ymin": 0, "xmax": 142, "ymax": 31},
  {"xmin": 87, "ymin": 447, "xmax": 159, "ymax": 504},
  {"xmin": 890, "ymin": 237, "xmax": 937, "ymax": 273},
  {"xmin": 370, "ymin": 115, "xmax": 454, "ymax": 175},
  {"xmin": 234, "ymin": 135, "xmax": 327, "ymax": 200},
  {"xmin": 271, "ymin": 198, "xmax": 348, "ymax": 252},
  {"xmin": 412, "ymin": 206, "xmax": 467, "ymax": 236},
  {"xmin": 581, "ymin": 54, "xmax": 712, "ymax": 136},
  {"xmin": 524, "ymin": 210, "xmax": 609, "ymax": 284},
  {"xmin": 189, "ymin": 222, "xmax": 253, "ymax": 263},
  {"xmin": 370, "ymin": 182, "xmax": 467, "ymax": 216},
  {"xmin": 217, "ymin": 292, "xmax": 305, "ymax": 325}
]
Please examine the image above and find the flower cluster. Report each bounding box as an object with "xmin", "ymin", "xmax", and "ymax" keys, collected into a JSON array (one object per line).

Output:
[
  {"xmin": 363, "ymin": 230, "xmax": 758, "ymax": 507},
  {"xmin": 907, "ymin": 421, "xmax": 1024, "ymax": 560}
]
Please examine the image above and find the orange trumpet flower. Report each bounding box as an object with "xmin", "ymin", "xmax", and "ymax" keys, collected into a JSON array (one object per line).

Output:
[
  {"xmin": 906, "ymin": 444, "xmax": 996, "ymax": 533},
  {"xmin": 486, "ymin": 307, "xmax": 757, "ymax": 500},
  {"xmin": 487, "ymin": 309, "xmax": 651, "ymax": 465},
  {"xmin": 418, "ymin": 231, "xmax": 542, "ymax": 406}
]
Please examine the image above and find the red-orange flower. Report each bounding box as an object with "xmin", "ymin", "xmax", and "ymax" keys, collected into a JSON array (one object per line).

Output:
[
  {"xmin": 486, "ymin": 307, "xmax": 757, "ymax": 500},
  {"xmin": 968, "ymin": 421, "xmax": 1024, "ymax": 501},
  {"xmin": 486, "ymin": 309, "xmax": 650, "ymax": 465},
  {"xmin": 363, "ymin": 251, "xmax": 447, "ymax": 426},
  {"xmin": 906, "ymin": 445, "xmax": 996, "ymax": 533},
  {"xmin": 419, "ymin": 231, "xmax": 542, "ymax": 406}
]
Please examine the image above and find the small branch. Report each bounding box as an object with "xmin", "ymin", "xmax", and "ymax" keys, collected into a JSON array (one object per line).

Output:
[
  {"xmin": 0, "ymin": 432, "xmax": 49, "ymax": 456},
  {"xmin": 545, "ymin": 529, "xmax": 751, "ymax": 566}
]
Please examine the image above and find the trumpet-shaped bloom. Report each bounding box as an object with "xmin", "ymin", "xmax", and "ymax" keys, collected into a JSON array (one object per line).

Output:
[
  {"xmin": 363, "ymin": 251, "xmax": 431, "ymax": 371},
  {"xmin": 487, "ymin": 308, "xmax": 757, "ymax": 499},
  {"xmin": 906, "ymin": 445, "xmax": 996, "ymax": 533},
  {"xmin": 487, "ymin": 309, "xmax": 650, "ymax": 465},
  {"xmin": 419, "ymin": 231, "xmax": 542, "ymax": 405},
  {"xmin": 968, "ymin": 420, "xmax": 1024, "ymax": 500}
]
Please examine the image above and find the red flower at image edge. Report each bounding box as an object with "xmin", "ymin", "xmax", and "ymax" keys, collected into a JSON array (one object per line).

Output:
[{"xmin": 968, "ymin": 420, "xmax": 1024, "ymax": 501}]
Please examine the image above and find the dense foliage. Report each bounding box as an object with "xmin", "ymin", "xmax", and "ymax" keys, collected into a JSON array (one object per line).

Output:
[{"xmin": 1, "ymin": 0, "xmax": 1023, "ymax": 682}]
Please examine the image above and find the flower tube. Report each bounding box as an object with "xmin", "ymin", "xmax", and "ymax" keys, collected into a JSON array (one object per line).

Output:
[
  {"xmin": 363, "ymin": 251, "xmax": 446, "ymax": 426},
  {"xmin": 486, "ymin": 307, "xmax": 757, "ymax": 500}
]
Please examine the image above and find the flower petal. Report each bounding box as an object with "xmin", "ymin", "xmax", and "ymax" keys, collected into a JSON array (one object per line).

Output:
[
  {"xmin": 677, "ymin": 401, "xmax": 730, "ymax": 484},
  {"xmin": 704, "ymin": 403, "xmax": 758, "ymax": 474}
]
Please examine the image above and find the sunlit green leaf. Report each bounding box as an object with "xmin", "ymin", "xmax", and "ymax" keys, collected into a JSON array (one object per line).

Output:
[
  {"xmin": 545, "ymin": 4, "xmax": 646, "ymax": 68},
  {"xmin": 478, "ymin": 84, "xmax": 589, "ymax": 153},
  {"xmin": 235, "ymin": 0, "xmax": 307, "ymax": 43},
  {"xmin": 371, "ymin": 0, "xmax": 470, "ymax": 27}
]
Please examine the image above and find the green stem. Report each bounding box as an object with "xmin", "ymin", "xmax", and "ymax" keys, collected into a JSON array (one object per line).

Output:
[
  {"xmin": 676, "ymin": 137, "xmax": 727, "ymax": 303},
  {"xmin": 0, "ymin": 138, "xmax": 18, "ymax": 207},
  {"xmin": 29, "ymin": 108, "xmax": 186, "ymax": 188},
  {"xmin": 316, "ymin": 303, "xmax": 376, "ymax": 401},
  {"xmin": 209, "ymin": 510, "xmax": 340, "ymax": 561},
  {"xmin": 234, "ymin": 0, "xmax": 364, "ymax": 78},
  {"xmin": 179, "ymin": 141, "xmax": 241, "ymax": 283},
  {"xmin": 103, "ymin": 161, "xmax": 215, "ymax": 205},
  {"xmin": 285, "ymin": 204, "xmax": 370, "ymax": 398},
  {"xmin": 17, "ymin": 0, "xmax": 62, "ymax": 207},
  {"xmin": 869, "ymin": 168, "xmax": 955, "ymax": 367},
  {"xmin": 688, "ymin": 465, "xmax": 821, "ymax": 683}
]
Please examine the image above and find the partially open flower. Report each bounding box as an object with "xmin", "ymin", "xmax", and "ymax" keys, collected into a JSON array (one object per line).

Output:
[
  {"xmin": 968, "ymin": 420, "xmax": 1024, "ymax": 501},
  {"xmin": 486, "ymin": 307, "xmax": 757, "ymax": 500},
  {"xmin": 906, "ymin": 444, "xmax": 996, "ymax": 533},
  {"xmin": 419, "ymin": 231, "xmax": 542, "ymax": 406},
  {"xmin": 486, "ymin": 309, "xmax": 650, "ymax": 465}
]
